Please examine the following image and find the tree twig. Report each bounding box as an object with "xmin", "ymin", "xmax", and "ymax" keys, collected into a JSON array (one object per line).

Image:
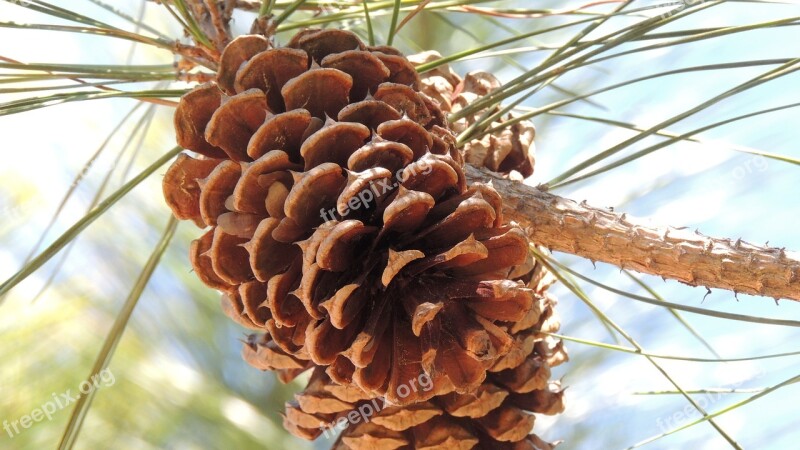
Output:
[{"xmin": 466, "ymin": 165, "xmax": 800, "ymax": 302}]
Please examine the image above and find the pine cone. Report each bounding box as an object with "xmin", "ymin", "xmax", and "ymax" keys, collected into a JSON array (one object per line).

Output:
[
  {"xmin": 409, "ymin": 51, "xmax": 536, "ymax": 179},
  {"xmin": 276, "ymin": 289, "xmax": 565, "ymax": 449},
  {"xmin": 163, "ymin": 29, "xmax": 537, "ymax": 405}
]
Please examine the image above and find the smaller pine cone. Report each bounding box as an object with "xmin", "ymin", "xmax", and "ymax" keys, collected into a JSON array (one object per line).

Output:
[{"xmin": 409, "ymin": 51, "xmax": 536, "ymax": 179}]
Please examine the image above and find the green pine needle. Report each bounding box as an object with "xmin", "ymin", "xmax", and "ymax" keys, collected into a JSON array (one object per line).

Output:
[
  {"xmin": 0, "ymin": 146, "xmax": 182, "ymax": 301},
  {"xmin": 56, "ymin": 216, "xmax": 178, "ymax": 450},
  {"xmin": 545, "ymin": 256, "xmax": 800, "ymax": 328},
  {"xmin": 532, "ymin": 248, "xmax": 743, "ymax": 449},
  {"xmin": 628, "ymin": 372, "xmax": 800, "ymax": 449}
]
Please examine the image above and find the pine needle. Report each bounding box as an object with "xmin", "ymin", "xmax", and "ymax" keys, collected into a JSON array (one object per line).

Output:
[
  {"xmin": 56, "ymin": 216, "xmax": 178, "ymax": 450},
  {"xmin": 545, "ymin": 256, "xmax": 800, "ymax": 328},
  {"xmin": 540, "ymin": 109, "xmax": 800, "ymax": 168},
  {"xmin": 628, "ymin": 372, "xmax": 800, "ymax": 449},
  {"xmin": 85, "ymin": 0, "xmax": 170, "ymax": 40},
  {"xmin": 533, "ymin": 249, "xmax": 743, "ymax": 449},
  {"xmin": 260, "ymin": 0, "xmax": 276, "ymax": 16},
  {"xmin": 393, "ymin": 0, "xmax": 432, "ymax": 35},
  {"xmin": 387, "ymin": 0, "xmax": 402, "ymax": 45},
  {"xmin": 0, "ymin": 146, "xmax": 182, "ymax": 301},
  {"xmin": 274, "ymin": 0, "xmax": 308, "ymax": 26},
  {"xmin": 543, "ymin": 331, "xmax": 800, "ymax": 363},
  {"xmin": 0, "ymin": 89, "xmax": 185, "ymax": 116},
  {"xmin": 30, "ymin": 102, "xmax": 160, "ymax": 304},
  {"xmin": 362, "ymin": 0, "xmax": 375, "ymax": 46},
  {"xmin": 547, "ymin": 58, "xmax": 800, "ymax": 188},
  {"xmin": 16, "ymin": 103, "xmax": 145, "ymax": 283},
  {"xmin": 624, "ymin": 271, "xmax": 721, "ymax": 358}
]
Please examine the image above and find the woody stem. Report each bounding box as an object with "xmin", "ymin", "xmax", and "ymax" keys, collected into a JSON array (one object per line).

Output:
[{"xmin": 466, "ymin": 165, "xmax": 800, "ymax": 302}]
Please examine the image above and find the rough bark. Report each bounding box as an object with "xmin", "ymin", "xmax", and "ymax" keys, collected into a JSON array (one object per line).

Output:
[{"xmin": 466, "ymin": 165, "xmax": 800, "ymax": 302}]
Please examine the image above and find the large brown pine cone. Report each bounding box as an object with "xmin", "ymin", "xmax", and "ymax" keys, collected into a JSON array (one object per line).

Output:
[
  {"xmin": 163, "ymin": 29, "xmax": 538, "ymax": 405},
  {"xmin": 409, "ymin": 51, "xmax": 536, "ymax": 179}
]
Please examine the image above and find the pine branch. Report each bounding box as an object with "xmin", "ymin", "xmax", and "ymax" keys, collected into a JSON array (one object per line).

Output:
[{"xmin": 466, "ymin": 165, "xmax": 800, "ymax": 302}]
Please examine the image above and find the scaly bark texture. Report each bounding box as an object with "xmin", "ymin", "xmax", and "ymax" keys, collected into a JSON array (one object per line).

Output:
[{"xmin": 466, "ymin": 165, "xmax": 800, "ymax": 302}]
